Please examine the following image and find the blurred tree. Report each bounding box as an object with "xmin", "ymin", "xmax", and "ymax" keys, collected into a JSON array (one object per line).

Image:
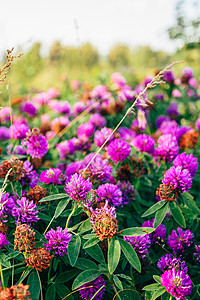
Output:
[
  {"xmin": 108, "ymin": 44, "xmax": 131, "ymax": 67},
  {"xmin": 168, "ymin": 0, "xmax": 200, "ymax": 50},
  {"xmin": 79, "ymin": 42, "xmax": 99, "ymax": 67}
]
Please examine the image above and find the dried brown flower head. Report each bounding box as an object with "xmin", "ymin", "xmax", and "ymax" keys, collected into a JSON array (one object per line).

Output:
[
  {"xmin": 14, "ymin": 222, "xmax": 35, "ymax": 253},
  {"xmin": 0, "ymin": 156, "xmax": 25, "ymax": 181},
  {"xmin": 25, "ymin": 185, "xmax": 47, "ymax": 204},
  {"xmin": 30, "ymin": 158, "xmax": 42, "ymax": 170},
  {"xmin": 117, "ymin": 157, "xmax": 146, "ymax": 181},
  {"xmin": 156, "ymin": 183, "xmax": 178, "ymax": 202},
  {"xmin": 0, "ymin": 221, "xmax": 8, "ymax": 236},
  {"xmin": 51, "ymin": 121, "xmax": 66, "ymax": 134},
  {"xmin": 10, "ymin": 283, "xmax": 31, "ymax": 300},
  {"xmin": 93, "ymin": 212, "xmax": 118, "ymax": 241},
  {"xmin": 179, "ymin": 129, "xmax": 199, "ymax": 149},
  {"xmin": 25, "ymin": 247, "xmax": 53, "ymax": 272}
]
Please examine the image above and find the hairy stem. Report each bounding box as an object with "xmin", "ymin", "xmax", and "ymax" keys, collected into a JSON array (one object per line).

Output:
[{"xmin": 65, "ymin": 203, "xmax": 77, "ymax": 228}]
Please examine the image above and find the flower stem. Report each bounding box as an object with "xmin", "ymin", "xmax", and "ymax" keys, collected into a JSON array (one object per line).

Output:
[
  {"xmin": 2, "ymin": 262, "xmax": 25, "ymax": 272},
  {"xmin": 65, "ymin": 203, "xmax": 76, "ymax": 229},
  {"xmin": 10, "ymin": 181, "xmax": 17, "ymax": 200},
  {"xmin": 0, "ymin": 263, "xmax": 5, "ymax": 289}
]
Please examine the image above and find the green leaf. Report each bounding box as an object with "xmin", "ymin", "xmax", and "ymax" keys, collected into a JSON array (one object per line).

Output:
[
  {"xmin": 108, "ymin": 237, "xmax": 121, "ymax": 274},
  {"xmin": 142, "ymin": 200, "xmax": 166, "ymax": 217},
  {"xmin": 143, "ymin": 283, "xmax": 162, "ymax": 291},
  {"xmin": 170, "ymin": 201, "xmax": 186, "ymax": 228},
  {"xmin": 74, "ymin": 258, "xmax": 98, "ymax": 270},
  {"xmin": 151, "ymin": 287, "xmax": 166, "ymax": 300},
  {"xmin": 82, "ymin": 233, "xmax": 97, "ymax": 239},
  {"xmin": 85, "ymin": 244, "xmax": 106, "ymax": 264},
  {"xmin": 83, "ymin": 237, "xmax": 99, "ymax": 249},
  {"xmin": 182, "ymin": 193, "xmax": 200, "ymax": 215},
  {"xmin": 118, "ymin": 227, "xmax": 155, "ymax": 237},
  {"xmin": 56, "ymin": 283, "xmax": 73, "ymax": 300},
  {"xmin": 37, "ymin": 213, "xmax": 52, "ymax": 221},
  {"xmin": 78, "ymin": 218, "xmax": 92, "ymax": 233},
  {"xmin": 113, "ymin": 275, "xmax": 123, "ymax": 290},
  {"xmin": 56, "ymin": 269, "xmax": 80, "ymax": 283},
  {"xmin": 68, "ymin": 235, "xmax": 81, "ymax": 266},
  {"xmin": 14, "ymin": 181, "xmax": 22, "ymax": 198},
  {"xmin": 39, "ymin": 193, "xmax": 68, "ymax": 202},
  {"xmin": 17, "ymin": 267, "xmax": 32, "ymax": 284},
  {"xmin": 27, "ymin": 270, "xmax": 40, "ymax": 300},
  {"xmin": 154, "ymin": 203, "xmax": 169, "ymax": 228},
  {"xmin": 118, "ymin": 238, "xmax": 141, "ymax": 273},
  {"xmin": 45, "ymin": 284, "xmax": 56, "ymax": 300},
  {"xmin": 72, "ymin": 269, "xmax": 102, "ymax": 290},
  {"xmin": 153, "ymin": 275, "xmax": 161, "ymax": 283},
  {"xmin": 54, "ymin": 198, "xmax": 69, "ymax": 218}
]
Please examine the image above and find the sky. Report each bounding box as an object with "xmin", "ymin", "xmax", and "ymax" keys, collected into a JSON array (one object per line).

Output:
[{"xmin": 0, "ymin": 0, "xmax": 189, "ymax": 56}]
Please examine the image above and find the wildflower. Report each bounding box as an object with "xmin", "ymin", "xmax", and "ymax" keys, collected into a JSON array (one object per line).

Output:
[
  {"xmin": 166, "ymin": 101, "xmax": 179, "ymax": 118},
  {"xmin": 118, "ymin": 127, "xmax": 136, "ymax": 141},
  {"xmin": 12, "ymin": 197, "xmax": 39, "ymax": 225},
  {"xmin": 90, "ymin": 113, "xmax": 106, "ymax": 128},
  {"xmin": 123, "ymin": 235, "xmax": 151, "ymax": 258},
  {"xmin": 0, "ymin": 107, "xmax": 12, "ymax": 123},
  {"xmin": 96, "ymin": 183, "xmax": 123, "ymax": 207},
  {"xmin": 65, "ymin": 173, "xmax": 92, "ymax": 206},
  {"xmin": 179, "ymin": 129, "xmax": 199, "ymax": 149},
  {"xmin": 161, "ymin": 269, "xmax": 192, "ymax": 300},
  {"xmin": 21, "ymin": 101, "xmax": 37, "ymax": 117},
  {"xmin": 194, "ymin": 245, "xmax": 200, "ymax": 263},
  {"xmin": 162, "ymin": 166, "xmax": 192, "ymax": 194},
  {"xmin": 9, "ymin": 122, "xmax": 29, "ymax": 140},
  {"xmin": 56, "ymin": 139, "xmax": 76, "ymax": 160},
  {"xmin": 0, "ymin": 222, "xmax": 8, "ymax": 235},
  {"xmin": 25, "ymin": 247, "xmax": 53, "ymax": 272},
  {"xmin": 155, "ymin": 115, "xmax": 170, "ymax": 128},
  {"xmin": 82, "ymin": 153, "xmax": 112, "ymax": 182},
  {"xmin": 25, "ymin": 128, "xmax": 48, "ymax": 159},
  {"xmin": 21, "ymin": 161, "xmax": 39, "ymax": 189},
  {"xmin": 196, "ymin": 118, "xmax": 200, "ymax": 131},
  {"xmin": 14, "ymin": 222, "xmax": 35, "ymax": 253},
  {"xmin": 40, "ymin": 168, "xmax": 62, "ymax": 185},
  {"xmin": 51, "ymin": 116, "xmax": 69, "ymax": 134},
  {"xmin": 90, "ymin": 201, "xmax": 118, "ymax": 241},
  {"xmin": 155, "ymin": 134, "xmax": 179, "ymax": 162},
  {"xmin": 117, "ymin": 180, "xmax": 135, "ymax": 205},
  {"xmin": 77, "ymin": 122, "xmax": 95, "ymax": 140},
  {"xmin": 78, "ymin": 275, "xmax": 106, "ymax": 300},
  {"xmin": 43, "ymin": 226, "xmax": 72, "ymax": 256},
  {"xmin": 156, "ymin": 184, "xmax": 178, "ymax": 202},
  {"xmin": 142, "ymin": 218, "xmax": 166, "ymax": 243},
  {"xmin": 168, "ymin": 227, "xmax": 194, "ymax": 255},
  {"xmin": 132, "ymin": 134, "xmax": 155, "ymax": 155},
  {"xmin": 94, "ymin": 127, "xmax": 114, "ymax": 148},
  {"xmin": 163, "ymin": 70, "xmax": 175, "ymax": 84},
  {"xmin": 25, "ymin": 185, "xmax": 47, "ymax": 204},
  {"xmin": 173, "ymin": 152, "xmax": 198, "ymax": 178},
  {"xmin": 0, "ymin": 126, "xmax": 9, "ymax": 140},
  {"xmin": 0, "ymin": 156, "xmax": 25, "ymax": 181},
  {"xmin": 157, "ymin": 254, "xmax": 188, "ymax": 273},
  {"xmin": 0, "ymin": 233, "xmax": 9, "ymax": 249},
  {"xmin": 107, "ymin": 139, "xmax": 131, "ymax": 162},
  {"xmin": 0, "ymin": 283, "xmax": 31, "ymax": 300}
]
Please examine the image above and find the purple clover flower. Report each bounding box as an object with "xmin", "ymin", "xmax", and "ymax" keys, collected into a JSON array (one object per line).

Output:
[
  {"xmin": 118, "ymin": 127, "xmax": 136, "ymax": 141},
  {"xmin": 173, "ymin": 152, "xmax": 198, "ymax": 178},
  {"xmin": 65, "ymin": 161, "xmax": 83, "ymax": 182},
  {"xmin": 0, "ymin": 193, "xmax": 16, "ymax": 218},
  {"xmin": 90, "ymin": 200, "xmax": 116, "ymax": 225},
  {"xmin": 82, "ymin": 153, "xmax": 112, "ymax": 182},
  {"xmin": 107, "ymin": 139, "xmax": 131, "ymax": 162},
  {"xmin": 96, "ymin": 183, "xmax": 123, "ymax": 207},
  {"xmin": 12, "ymin": 197, "xmax": 39, "ymax": 225},
  {"xmin": 162, "ymin": 166, "xmax": 192, "ymax": 193},
  {"xmin": 168, "ymin": 227, "xmax": 194, "ymax": 255},
  {"xmin": 194, "ymin": 245, "xmax": 200, "ymax": 263},
  {"xmin": 117, "ymin": 181, "xmax": 135, "ymax": 206},
  {"xmin": 77, "ymin": 122, "xmax": 95, "ymax": 140},
  {"xmin": 22, "ymin": 161, "xmax": 39, "ymax": 189},
  {"xmin": 0, "ymin": 233, "xmax": 9, "ymax": 249},
  {"xmin": 132, "ymin": 134, "xmax": 155, "ymax": 155},
  {"xmin": 9, "ymin": 123, "xmax": 29, "ymax": 139},
  {"xmin": 155, "ymin": 134, "xmax": 179, "ymax": 163},
  {"xmin": 123, "ymin": 235, "xmax": 151, "ymax": 258},
  {"xmin": 43, "ymin": 226, "xmax": 72, "ymax": 256},
  {"xmin": 90, "ymin": 113, "xmax": 106, "ymax": 128},
  {"xmin": 157, "ymin": 254, "xmax": 188, "ymax": 273},
  {"xmin": 163, "ymin": 70, "xmax": 175, "ymax": 84},
  {"xmin": 56, "ymin": 139, "xmax": 76, "ymax": 160},
  {"xmin": 155, "ymin": 116, "xmax": 170, "ymax": 128},
  {"xmin": 142, "ymin": 218, "xmax": 166, "ymax": 243},
  {"xmin": 65, "ymin": 173, "xmax": 92, "ymax": 206},
  {"xmin": 196, "ymin": 118, "xmax": 200, "ymax": 131},
  {"xmin": 166, "ymin": 101, "xmax": 179, "ymax": 117},
  {"xmin": 0, "ymin": 127, "xmax": 9, "ymax": 140},
  {"xmin": 78, "ymin": 275, "xmax": 106, "ymax": 300},
  {"xmin": 26, "ymin": 134, "xmax": 48, "ymax": 158},
  {"xmin": 161, "ymin": 269, "xmax": 192, "ymax": 300},
  {"xmin": 40, "ymin": 168, "xmax": 62, "ymax": 185},
  {"xmin": 21, "ymin": 102, "xmax": 37, "ymax": 117},
  {"xmin": 94, "ymin": 127, "xmax": 114, "ymax": 148}
]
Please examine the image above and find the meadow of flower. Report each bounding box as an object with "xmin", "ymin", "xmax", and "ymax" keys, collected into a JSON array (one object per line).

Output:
[{"xmin": 0, "ymin": 62, "xmax": 200, "ymax": 300}]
